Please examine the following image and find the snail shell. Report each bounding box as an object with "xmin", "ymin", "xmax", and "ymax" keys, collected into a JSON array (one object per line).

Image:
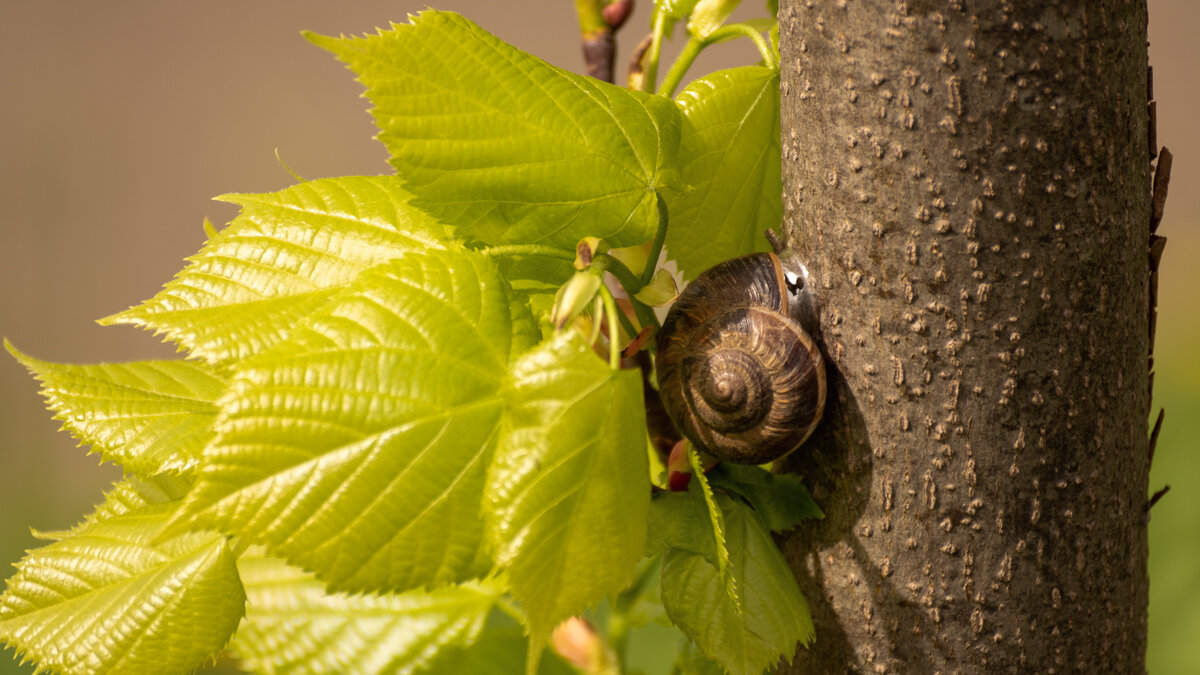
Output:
[{"xmin": 656, "ymin": 251, "xmax": 826, "ymax": 465}]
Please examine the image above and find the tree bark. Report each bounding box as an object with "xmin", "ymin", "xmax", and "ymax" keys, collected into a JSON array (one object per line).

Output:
[{"xmin": 776, "ymin": 1, "xmax": 1152, "ymax": 672}]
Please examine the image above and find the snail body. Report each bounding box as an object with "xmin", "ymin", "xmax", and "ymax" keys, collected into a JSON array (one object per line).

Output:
[{"xmin": 656, "ymin": 248, "xmax": 826, "ymax": 465}]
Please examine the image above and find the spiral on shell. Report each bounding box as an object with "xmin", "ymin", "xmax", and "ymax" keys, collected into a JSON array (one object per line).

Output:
[{"xmin": 656, "ymin": 251, "xmax": 826, "ymax": 465}]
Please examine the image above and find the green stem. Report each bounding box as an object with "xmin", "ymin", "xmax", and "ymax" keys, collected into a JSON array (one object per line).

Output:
[
  {"xmin": 709, "ymin": 23, "xmax": 777, "ymax": 68},
  {"xmin": 610, "ymin": 558, "xmax": 660, "ymax": 672},
  {"xmin": 479, "ymin": 244, "xmax": 574, "ymax": 261},
  {"xmin": 656, "ymin": 24, "xmax": 779, "ymax": 98},
  {"xmin": 656, "ymin": 35, "xmax": 704, "ymax": 97},
  {"xmin": 640, "ymin": 193, "xmax": 669, "ymax": 287},
  {"xmin": 601, "ymin": 251, "xmax": 658, "ymax": 343},
  {"xmin": 643, "ymin": 9, "xmax": 668, "ymax": 92},
  {"xmin": 608, "ymin": 610, "xmax": 630, "ymax": 669},
  {"xmin": 598, "ymin": 285, "xmax": 622, "ymax": 369},
  {"xmin": 604, "ymin": 253, "xmax": 643, "ymax": 294}
]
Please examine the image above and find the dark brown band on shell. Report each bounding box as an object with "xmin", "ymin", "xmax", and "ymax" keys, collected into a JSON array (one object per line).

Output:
[{"xmin": 657, "ymin": 253, "xmax": 827, "ymax": 464}]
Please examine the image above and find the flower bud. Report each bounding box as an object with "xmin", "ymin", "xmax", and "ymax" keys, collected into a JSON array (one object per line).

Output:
[
  {"xmin": 602, "ymin": 0, "xmax": 634, "ymax": 30},
  {"xmin": 551, "ymin": 271, "xmax": 603, "ymax": 329}
]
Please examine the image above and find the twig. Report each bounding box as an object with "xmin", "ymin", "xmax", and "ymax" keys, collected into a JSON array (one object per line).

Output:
[
  {"xmin": 627, "ymin": 32, "xmax": 653, "ymax": 90},
  {"xmin": 1151, "ymin": 146, "xmax": 1172, "ymax": 233},
  {"xmin": 1145, "ymin": 485, "xmax": 1170, "ymax": 523},
  {"xmin": 575, "ymin": 0, "xmax": 631, "ymax": 83},
  {"xmin": 1147, "ymin": 408, "xmax": 1165, "ymax": 468}
]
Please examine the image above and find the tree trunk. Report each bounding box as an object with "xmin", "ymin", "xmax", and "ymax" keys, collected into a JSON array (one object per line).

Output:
[{"xmin": 776, "ymin": 1, "xmax": 1153, "ymax": 672}]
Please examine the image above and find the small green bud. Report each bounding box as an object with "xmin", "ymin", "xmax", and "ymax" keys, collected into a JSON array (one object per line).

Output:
[{"xmin": 552, "ymin": 271, "xmax": 604, "ymax": 329}]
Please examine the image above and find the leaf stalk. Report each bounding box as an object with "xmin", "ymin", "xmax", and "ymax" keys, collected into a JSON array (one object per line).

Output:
[
  {"xmin": 640, "ymin": 193, "xmax": 670, "ymax": 287},
  {"xmin": 598, "ymin": 284, "xmax": 622, "ymax": 369},
  {"xmin": 643, "ymin": 8, "xmax": 669, "ymax": 92},
  {"xmin": 480, "ymin": 244, "xmax": 576, "ymax": 261},
  {"xmin": 657, "ymin": 36, "xmax": 705, "ymax": 97}
]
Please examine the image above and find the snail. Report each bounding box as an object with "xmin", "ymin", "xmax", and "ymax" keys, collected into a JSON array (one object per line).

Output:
[{"xmin": 656, "ymin": 231, "xmax": 826, "ymax": 465}]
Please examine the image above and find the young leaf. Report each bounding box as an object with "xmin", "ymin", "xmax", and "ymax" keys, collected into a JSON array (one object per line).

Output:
[
  {"xmin": 664, "ymin": 66, "xmax": 781, "ymax": 281},
  {"xmin": 657, "ymin": 0, "xmax": 702, "ymax": 20},
  {"xmin": 8, "ymin": 343, "xmax": 225, "ymax": 475},
  {"xmin": 176, "ymin": 249, "xmax": 538, "ymax": 593},
  {"xmin": 103, "ymin": 176, "xmax": 448, "ymax": 364},
  {"xmin": 659, "ymin": 495, "xmax": 813, "ymax": 675},
  {"xmin": 0, "ymin": 503, "xmax": 245, "ymax": 675},
  {"xmin": 486, "ymin": 331, "xmax": 649, "ymax": 633},
  {"xmin": 688, "ymin": 446, "xmax": 741, "ymax": 616},
  {"xmin": 308, "ymin": 11, "xmax": 683, "ymax": 251},
  {"xmin": 687, "ymin": 0, "xmax": 742, "ymax": 39},
  {"xmin": 51, "ymin": 474, "xmax": 194, "ymax": 540},
  {"xmin": 709, "ymin": 463, "xmax": 823, "ymax": 533},
  {"xmin": 232, "ymin": 553, "xmax": 502, "ymax": 675}
]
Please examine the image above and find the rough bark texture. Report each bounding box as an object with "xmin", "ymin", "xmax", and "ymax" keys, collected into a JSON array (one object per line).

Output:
[{"xmin": 776, "ymin": 1, "xmax": 1152, "ymax": 672}]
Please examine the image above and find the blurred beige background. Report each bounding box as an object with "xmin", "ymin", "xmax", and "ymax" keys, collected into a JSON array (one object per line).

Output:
[{"xmin": 1, "ymin": 2, "xmax": 1196, "ymax": 672}]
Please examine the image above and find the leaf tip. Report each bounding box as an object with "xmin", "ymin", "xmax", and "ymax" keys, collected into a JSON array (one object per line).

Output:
[
  {"xmin": 301, "ymin": 29, "xmax": 339, "ymax": 50},
  {"xmin": 94, "ymin": 309, "xmax": 128, "ymax": 327},
  {"xmin": 4, "ymin": 341, "xmax": 46, "ymax": 378},
  {"xmin": 3, "ymin": 338, "xmax": 25, "ymax": 362}
]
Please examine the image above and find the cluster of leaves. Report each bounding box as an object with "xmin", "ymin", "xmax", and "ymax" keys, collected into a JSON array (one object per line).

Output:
[{"xmin": 2, "ymin": 4, "xmax": 818, "ymax": 674}]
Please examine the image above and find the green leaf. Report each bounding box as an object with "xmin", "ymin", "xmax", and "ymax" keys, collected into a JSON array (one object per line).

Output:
[
  {"xmin": 103, "ymin": 176, "xmax": 448, "ymax": 364},
  {"xmin": 486, "ymin": 332, "xmax": 649, "ymax": 633},
  {"xmin": 659, "ymin": 496, "xmax": 813, "ymax": 675},
  {"xmin": 654, "ymin": 0, "xmax": 701, "ymax": 36},
  {"xmin": 675, "ymin": 638, "xmax": 727, "ymax": 675},
  {"xmin": 0, "ymin": 502, "xmax": 245, "ymax": 675},
  {"xmin": 8, "ymin": 343, "xmax": 225, "ymax": 475},
  {"xmin": 646, "ymin": 488, "xmax": 717, "ymax": 562},
  {"xmin": 709, "ymin": 464, "xmax": 823, "ymax": 533},
  {"xmin": 308, "ymin": 11, "xmax": 683, "ymax": 250},
  {"xmin": 664, "ymin": 66, "xmax": 780, "ymax": 281},
  {"xmin": 176, "ymin": 249, "xmax": 538, "ymax": 593},
  {"xmin": 50, "ymin": 474, "xmax": 194, "ymax": 540},
  {"xmin": 687, "ymin": 447, "xmax": 741, "ymax": 617},
  {"xmin": 231, "ymin": 552, "xmax": 502, "ymax": 675},
  {"xmin": 656, "ymin": 0, "xmax": 701, "ymax": 19},
  {"xmin": 687, "ymin": 0, "xmax": 742, "ymax": 39}
]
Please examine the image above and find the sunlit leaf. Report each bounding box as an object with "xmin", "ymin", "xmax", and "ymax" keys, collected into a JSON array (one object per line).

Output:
[
  {"xmin": 232, "ymin": 553, "xmax": 501, "ymax": 675},
  {"xmin": 50, "ymin": 474, "xmax": 194, "ymax": 540},
  {"xmin": 103, "ymin": 176, "xmax": 448, "ymax": 364},
  {"xmin": 687, "ymin": 0, "xmax": 742, "ymax": 38},
  {"xmin": 308, "ymin": 11, "xmax": 683, "ymax": 251},
  {"xmin": 664, "ymin": 66, "xmax": 780, "ymax": 281},
  {"xmin": 0, "ymin": 502, "xmax": 244, "ymax": 675},
  {"xmin": 176, "ymin": 249, "xmax": 538, "ymax": 593},
  {"xmin": 486, "ymin": 332, "xmax": 649, "ymax": 633},
  {"xmin": 8, "ymin": 343, "xmax": 225, "ymax": 475}
]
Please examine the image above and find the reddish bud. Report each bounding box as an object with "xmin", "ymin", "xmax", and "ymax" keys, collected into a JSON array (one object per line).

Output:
[
  {"xmin": 603, "ymin": 0, "xmax": 633, "ymax": 30},
  {"xmin": 667, "ymin": 439, "xmax": 692, "ymax": 491}
]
